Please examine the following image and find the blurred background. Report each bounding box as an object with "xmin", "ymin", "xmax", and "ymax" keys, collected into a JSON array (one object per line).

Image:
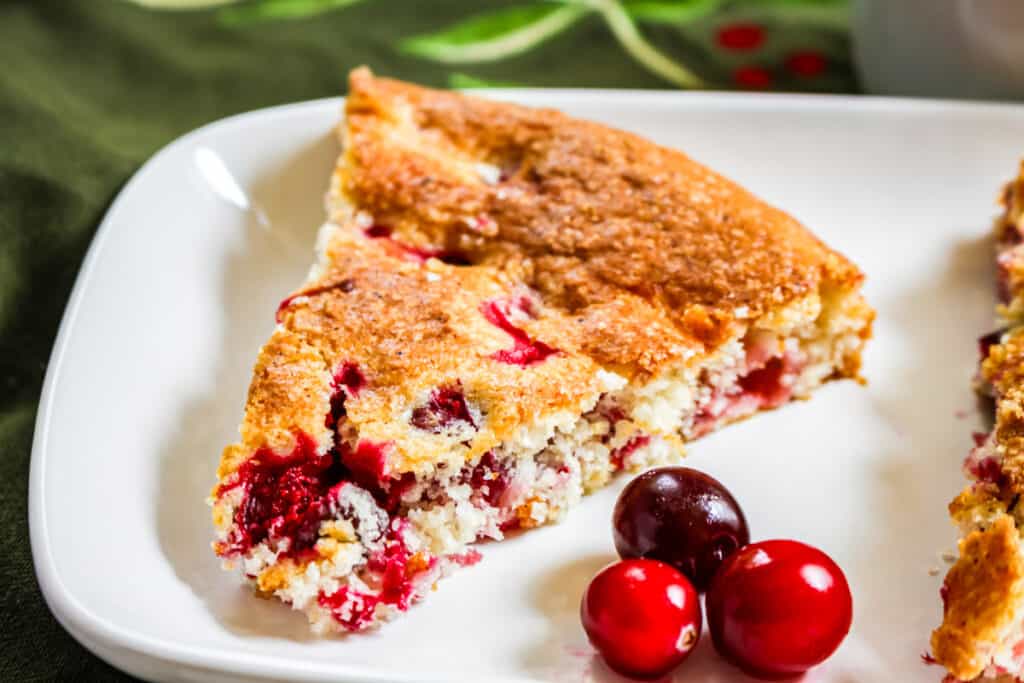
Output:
[{"xmin": 1, "ymin": 0, "xmax": 1022, "ymax": 680}]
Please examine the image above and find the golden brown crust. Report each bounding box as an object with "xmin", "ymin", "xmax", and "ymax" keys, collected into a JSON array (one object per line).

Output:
[
  {"xmin": 222, "ymin": 226, "xmax": 609, "ymax": 477},
  {"xmin": 219, "ymin": 68, "xmax": 872, "ymax": 480},
  {"xmin": 933, "ymin": 514, "xmax": 1024, "ymax": 681},
  {"xmin": 981, "ymin": 328, "xmax": 1024, "ymax": 493},
  {"xmin": 337, "ymin": 67, "xmax": 867, "ymax": 374},
  {"xmin": 934, "ymin": 293, "xmax": 1024, "ymax": 679}
]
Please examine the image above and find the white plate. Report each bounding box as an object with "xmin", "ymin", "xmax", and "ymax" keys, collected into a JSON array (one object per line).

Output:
[{"xmin": 28, "ymin": 90, "xmax": 1024, "ymax": 683}]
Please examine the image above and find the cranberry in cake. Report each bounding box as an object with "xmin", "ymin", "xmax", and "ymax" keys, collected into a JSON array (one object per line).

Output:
[
  {"xmin": 210, "ymin": 69, "xmax": 873, "ymax": 634},
  {"xmin": 932, "ymin": 162, "xmax": 1024, "ymax": 681}
]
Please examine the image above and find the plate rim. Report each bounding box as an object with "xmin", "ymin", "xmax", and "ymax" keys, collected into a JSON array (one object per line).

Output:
[{"xmin": 27, "ymin": 89, "xmax": 1024, "ymax": 682}]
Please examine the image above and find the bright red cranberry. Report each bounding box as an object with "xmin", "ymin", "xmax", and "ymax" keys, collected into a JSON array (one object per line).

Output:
[
  {"xmin": 480, "ymin": 298, "xmax": 558, "ymax": 367},
  {"xmin": 411, "ymin": 385, "xmax": 477, "ymax": 433},
  {"xmin": 706, "ymin": 540, "xmax": 852, "ymax": 679},
  {"xmin": 340, "ymin": 440, "xmax": 390, "ymax": 489},
  {"xmin": 613, "ymin": 467, "xmax": 748, "ymax": 591},
  {"xmin": 581, "ymin": 559, "xmax": 701, "ymax": 679}
]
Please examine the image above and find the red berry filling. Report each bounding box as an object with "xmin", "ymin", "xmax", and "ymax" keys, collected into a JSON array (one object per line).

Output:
[
  {"xmin": 411, "ymin": 385, "xmax": 477, "ymax": 433},
  {"xmin": 969, "ymin": 457, "xmax": 1007, "ymax": 487},
  {"xmin": 317, "ymin": 585, "xmax": 378, "ymax": 631},
  {"xmin": 218, "ymin": 433, "xmax": 344, "ymax": 558},
  {"xmin": 363, "ymin": 224, "xmax": 467, "ymax": 265},
  {"xmin": 963, "ymin": 431, "xmax": 1008, "ymax": 487},
  {"xmin": 276, "ymin": 278, "xmax": 356, "ymax": 323},
  {"xmin": 340, "ymin": 440, "xmax": 391, "ymax": 489},
  {"xmin": 451, "ymin": 549, "xmax": 483, "ymax": 566},
  {"xmin": 737, "ymin": 357, "xmax": 790, "ymax": 408},
  {"xmin": 610, "ymin": 434, "xmax": 651, "ymax": 470},
  {"xmin": 326, "ymin": 362, "xmax": 365, "ymax": 428},
  {"xmin": 464, "ymin": 451, "xmax": 512, "ymax": 507},
  {"xmin": 691, "ymin": 343, "xmax": 804, "ymax": 438},
  {"xmin": 317, "ymin": 524, "xmax": 433, "ymax": 630},
  {"xmin": 480, "ymin": 297, "xmax": 558, "ymax": 367}
]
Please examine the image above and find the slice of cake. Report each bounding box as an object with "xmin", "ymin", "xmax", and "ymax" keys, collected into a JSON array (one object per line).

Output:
[
  {"xmin": 933, "ymin": 327, "xmax": 1024, "ymax": 681},
  {"xmin": 997, "ymin": 163, "xmax": 1024, "ymax": 321},
  {"xmin": 210, "ymin": 68, "xmax": 874, "ymax": 634},
  {"xmin": 932, "ymin": 164, "xmax": 1024, "ymax": 681}
]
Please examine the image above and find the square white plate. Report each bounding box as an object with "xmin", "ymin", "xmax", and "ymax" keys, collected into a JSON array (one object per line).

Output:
[{"xmin": 29, "ymin": 90, "xmax": 1024, "ymax": 683}]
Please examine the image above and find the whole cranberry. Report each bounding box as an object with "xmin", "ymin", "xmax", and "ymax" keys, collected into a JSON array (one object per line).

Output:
[
  {"xmin": 613, "ymin": 466, "xmax": 749, "ymax": 590},
  {"xmin": 580, "ymin": 559, "xmax": 701, "ymax": 679},
  {"xmin": 706, "ymin": 540, "xmax": 852, "ymax": 679}
]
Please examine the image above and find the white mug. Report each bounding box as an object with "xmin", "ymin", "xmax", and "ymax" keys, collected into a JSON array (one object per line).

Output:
[{"xmin": 852, "ymin": 0, "xmax": 1024, "ymax": 100}]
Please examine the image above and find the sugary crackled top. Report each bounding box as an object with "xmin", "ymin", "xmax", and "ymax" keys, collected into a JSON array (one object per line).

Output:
[
  {"xmin": 220, "ymin": 68, "xmax": 868, "ymax": 479},
  {"xmin": 334, "ymin": 68, "xmax": 863, "ymax": 358},
  {"xmin": 933, "ymin": 328, "xmax": 1024, "ymax": 679},
  {"xmin": 220, "ymin": 225, "xmax": 615, "ymax": 478}
]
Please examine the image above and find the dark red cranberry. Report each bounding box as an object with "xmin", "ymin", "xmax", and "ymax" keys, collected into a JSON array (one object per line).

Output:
[
  {"xmin": 220, "ymin": 434, "xmax": 343, "ymax": 558},
  {"xmin": 979, "ymin": 329, "xmax": 1005, "ymax": 360},
  {"xmin": 970, "ymin": 457, "xmax": 1007, "ymax": 487},
  {"xmin": 706, "ymin": 540, "xmax": 852, "ymax": 679},
  {"xmin": 739, "ymin": 357, "xmax": 786, "ymax": 403},
  {"xmin": 465, "ymin": 451, "xmax": 511, "ymax": 507},
  {"xmin": 364, "ymin": 224, "xmax": 393, "ymax": 238},
  {"xmin": 580, "ymin": 559, "xmax": 701, "ymax": 679},
  {"xmin": 411, "ymin": 385, "xmax": 476, "ymax": 433},
  {"xmin": 326, "ymin": 363, "xmax": 365, "ymax": 428},
  {"xmin": 613, "ymin": 466, "xmax": 749, "ymax": 591},
  {"xmin": 335, "ymin": 363, "xmax": 365, "ymax": 394}
]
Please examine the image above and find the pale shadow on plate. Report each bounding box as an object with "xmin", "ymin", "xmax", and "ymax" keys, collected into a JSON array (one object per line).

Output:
[
  {"xmin": 857, "ymin": 232, "xmax": 993, "ymax": 673},
  {"xmin": 154, "ymin": 130, "xmax": 338, "ymax": 641}
]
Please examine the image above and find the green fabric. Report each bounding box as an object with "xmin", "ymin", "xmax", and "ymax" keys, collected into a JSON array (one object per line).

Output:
[{"xmin": 0, "ymin": 0, "xmax": 854, "ymax": 679}]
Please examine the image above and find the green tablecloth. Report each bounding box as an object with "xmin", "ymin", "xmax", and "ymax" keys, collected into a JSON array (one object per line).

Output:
[{"xmin": 0, "ymin": 0, "xmax": 854, "ymax": 678}]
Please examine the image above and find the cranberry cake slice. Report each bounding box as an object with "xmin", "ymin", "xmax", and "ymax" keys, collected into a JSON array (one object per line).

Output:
[
  {"xmin": 933, "ymin": 327, "xmax": 1024, "ymax": 681},
  {"xmin": 997, "ymin": 163, "xmax": 1024, "ymax": 321},
  {"xmin": 933, "ymin": 164, "xmax": 1024, "ymax": 681},
  {"xmin": 210, "ymin": 69, "xmax": 873, "ymax": 634}
]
